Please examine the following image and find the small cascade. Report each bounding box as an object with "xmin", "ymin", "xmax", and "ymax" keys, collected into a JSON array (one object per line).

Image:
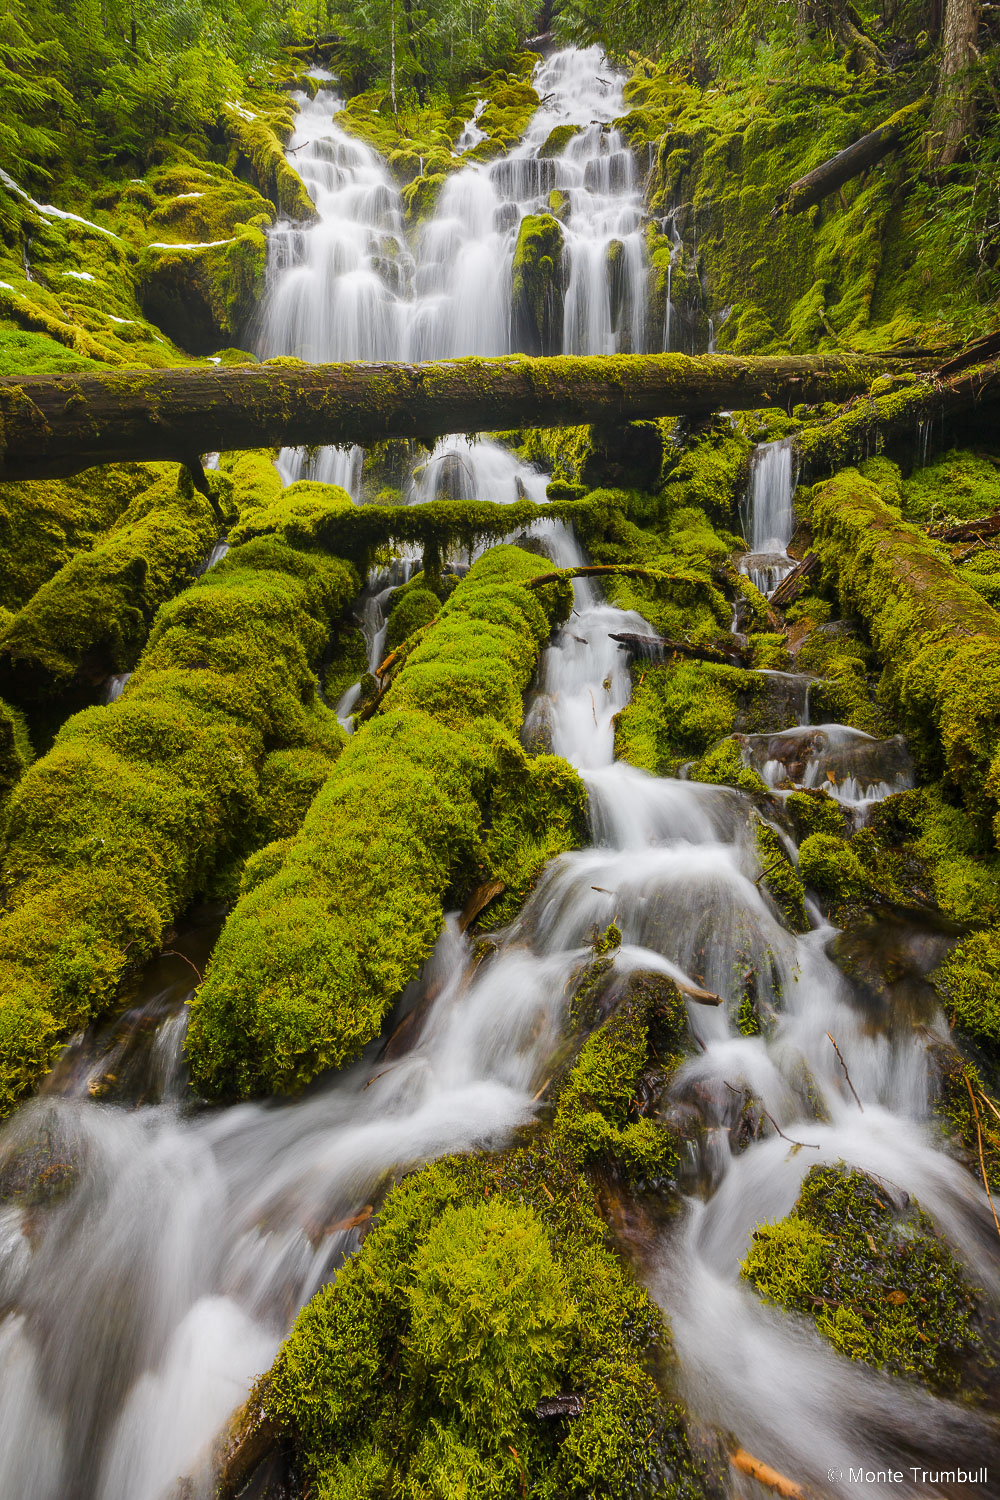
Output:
[
  {"xmin": 101, "ymin": 671, "xmax": 132, "ymax": 704},
  {"xmin": 741, "ymin": 435, "xmax": 797, "ymax": 594},
  {"xmin": 739, "ymin": 724, "xmax": 915, "ymax": 809}
]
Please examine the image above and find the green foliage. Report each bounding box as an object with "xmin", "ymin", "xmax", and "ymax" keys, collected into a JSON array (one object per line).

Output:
[
  {"xmin": 754, "ymin": 820, "xmax": 808, "ymax": 933},
  {"xmin": 797, "ymin": 832, "xmax": 869, "ymax": 908},
  {"xmin": 0, "ymin": 464, "xmax": 165, "ymax": 609},
  {"xmin": 935, "ymin": 930, "xmax": 1000, "ymax": 1058},
  {"xmin": 743, "ymin": 1164, "xmax": 980, "ymax": 1390},
  {"xmin": 267, "ymin": 1145, "xmax": 696, "ymax": 1499},
  {"xmin": 512, "ymin": 212, "xmax": 565, "ymax": 355},
  {"xmin": 614, "ymin": 659, "xmax": 745, "ymax": 774},
  {"xmin": 0, "ymin": 524, "xmax": 356, "ymax": 1113},
  {"xmin": 184, "ymin": 545, "xmax": 579, "ymax": 1100},
  {"xmin": 0, "ymin": 466, "xmax": 218, "ymax": 705}
]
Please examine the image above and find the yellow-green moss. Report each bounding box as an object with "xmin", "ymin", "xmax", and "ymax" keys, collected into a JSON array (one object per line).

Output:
[{"xmin": 743, "ymin": 1164, "xmax": 980, "ymax": 1390}]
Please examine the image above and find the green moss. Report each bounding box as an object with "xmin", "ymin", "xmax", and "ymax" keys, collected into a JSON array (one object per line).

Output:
[
  {"xmin": 0, "ymin": 464, "xmax": 168, "ymax": 609},
  {"xmin": 553, "ymin": 973, "xmax": 686, "ymax": 1183},
  {"xmin": 614, "ymin": 659, "xmax": 748, "ymax": 774},
  {"xmin": 220, "ymin": 100, "xmax": 316, "ymax": 220},
  {"xmin": 933, "ymin": 1050, "xmax": 1000, "ymax": 1195},
  {"xmin": 743, "ymin": 1164, "xmax": 980, "ymax": 1390},
  {"xmin": 384, "ymin": 584, "xmax": 439, "ymax": 652},
  {"xmin": 754, "ymin": 821, "xmax": 808, "ymax": 933},
  {"xmin": 797, "ymin": 832, "xmax": 869, "ymax": 910},
  {"xmin": 511, "ymin": 213, "xmax": 565, "ymax": 356},
  {"xmin": 808, "ymin": 468, "xmax": 1000, "ymax": 842},
  {"xmin": 0, "ymin": 530, "xmax": 357, "ymax": 1112},
  {"xmin": 785, "ymin": 789, "xmax": 845, "ymax": 841},
  {"xmin": 184, "ymin": 546, "xmax": 576, "ymax": 1101},
  {"xmin": 901, "ymin": 450, "xmax": 1000, "ymax": 526},
  {"xmin": 137, "ymin": 222, "xmax": 269, "ymax": 355},
  {"xmin": 266, "ymin": 1143, "xmax": 698, "ymax": 1499},
  {"xmin": 0, "ymin": 466, "xmax": 218, "ymax": 707},
  {"xmin": 934, "ymin": 930, "xmax": 1000, "ymax": 1058},
  {"xmin": 479, "ymin": 753, "xmax": 588, "ymax": 927},
  {"xmin": 538, "ymin": 123, "xmax": 582, "ymax": 158},
  {"xmin": 689, "ymin": 736, "xmax": 769, "ymax": 795}
]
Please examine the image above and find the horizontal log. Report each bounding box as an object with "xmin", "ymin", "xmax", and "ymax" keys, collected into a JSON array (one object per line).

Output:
[
  {"xmin": 928, "ymin": 511, "xmax": 1000, "ymax": 543},
  {"xmin": 0, "ymin": 352, "xmax": 919, "ymax": 485},
  {"xmin": 773, "ymin": 97, "xmax": 928, "ymax": 217},
  {"xmin": 608, "ymin": 631, "xmax": 748, "ymax": 668}
]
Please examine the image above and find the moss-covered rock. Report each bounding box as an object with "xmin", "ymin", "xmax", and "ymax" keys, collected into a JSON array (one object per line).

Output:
[
  {"xmin": 538, "ymin": 123, "xmax": 582, "ymax": 158},
  {"xmin": 743, "ymin": 1164, "xmax": 980, "ymax": 1390},
  {"xmin": 265, "ymin": 1144, "xmax": 705, "ymax": 1499},
  {"xmin": 511, "ymin": 212, "xmax": 565, "ymax": 356},
  {"xmin": 219, "ymin": 100, "xmax": 317, "ymax": 221},
  {"xmin": 754, "ymin": 820, "xmax": 808, "ymax": 933},
  {"xmin": 137, "ymin": 222, "xmax": 269, "ymax": 355}
]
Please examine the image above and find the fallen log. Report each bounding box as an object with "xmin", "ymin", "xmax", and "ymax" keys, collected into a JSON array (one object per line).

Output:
[
  {"xmin": 796, "ymin": 357, "xmax": 1000, "ymax": 476},
  {"xmin": 927, "ymin": 510, "xmax": 1000, "ymax": 543},
  {"xmin": 935, "ymin": 328, "xmax": 1000, "ymax": 380},
  {"xmin": 0, "ymin": 352, "xmax": 919, "ymax": 484},
  {"xmin": 773, "ymin": 97, "xmax": 928, "ymax": 217},
  {"xmin": 524, "ymin": 563, "xmax": 688, "ymax": 590},
  {"xmin": 608, "ymin": 631, "xmax": 748, "ymax": 669},
  {"xmin": 768, "ymin": 552, "xmax": 820, "ymax": 609}
]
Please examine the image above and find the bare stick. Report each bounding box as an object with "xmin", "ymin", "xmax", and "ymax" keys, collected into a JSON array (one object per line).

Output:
[
  {"xmin": 965, "ymin": 1074, "xmax": 1000, "ymax": 1244},
  {"xmin": 161, "ymin": 949, "xmax": 203, "ymax": 983},
  {"xmin": 731, "ymin": 1448, "xmax": 804, "ymax": 1500},
  {"xmin": 725, "ymin": 1081, "xmax": 820, "ymax": 1149},
  {"xmin": 827, "ymin": 1031, "xmax": 864, "ymax": 1111}
]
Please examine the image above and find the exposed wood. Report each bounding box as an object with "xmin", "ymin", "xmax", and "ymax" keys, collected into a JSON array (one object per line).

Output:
[
  {"xmin": 730, "ymin": 1448, "xmax": 805, "ymax": 1499},
  {"xmin": 928, "ymin": 510, "xmax": 1000, "ymax": 543},
  {"xmin": 935, "ymin": 329, "xmax": 1000, "ymax": 379},
  {"xmin": 459, "ymin": 879, "xmax": 506, "ymax": 932},
  {"xmin": 676, "ymin": 979, "xmax": 725, "ymax": 1007},
  {"xmin": 768, "ymin": 552, "xmax": 820, "ymax": 609},
  {"xmin": 772, "ymin": 97, "xmax": 928, "ymax": 216},
  {"xmin": 931, "ymin": 0, "xmax": 979, "ymax": 166},
  {"xmin": 608, "ymin": 630, "xmax": 749, "ymax": 669},
  {"xmin": 0, "ymin": 352, "xmax": 923, "ymax": 484}
]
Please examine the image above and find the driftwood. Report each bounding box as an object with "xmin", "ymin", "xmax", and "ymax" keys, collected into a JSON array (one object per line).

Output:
[
  {"xmin": 773, "ymin": 97, "xmax": 928, "ymax": 217},
  {"xmin": 730, "ymin": 1447, "xmax": 805, "ymax": 1499},
  {"xmin": 927, "ymin": 510, "xmax": 1000, "ymax": 543},
  {"xmin": 768, "ymin": 552, "xmax": 820, "ymax": 609},
  {"xmin": 676, "ymin": 979, "xmax": 725, "ymax": 1007},
  {"xmin": 608, "ymin": 631, "xmax": 748, "ymax": 669},
  {"xmin": 0, "ymin": 352, "xmax": 921, "ymax": 484}
]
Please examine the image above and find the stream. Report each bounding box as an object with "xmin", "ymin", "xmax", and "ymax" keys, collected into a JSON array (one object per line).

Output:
[{"xmin": 0, "ymin": 44, "xmax": 997, "ymax": 1500}]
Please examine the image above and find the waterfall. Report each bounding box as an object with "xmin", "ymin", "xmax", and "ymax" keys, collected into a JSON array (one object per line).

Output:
[
  {"xmin": 1, "ymin": 44, "xmax": 996, "ymax": 1500},
  {"xmin": 742, "ymin": 435, "xmax": 797, "ymax": 594},
  {"xmin": 256, "ymin": 46, "xmax": 648, "ymax": 498}
]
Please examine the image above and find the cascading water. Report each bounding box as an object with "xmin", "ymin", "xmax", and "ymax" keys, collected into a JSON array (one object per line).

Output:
[
  {"xmin": 741, "ymin": 436, "xmax": 797, "ymax": 594},
  {"xmin": 2, "ymin": 44, "xmax": 997, "ymax": 1500}
]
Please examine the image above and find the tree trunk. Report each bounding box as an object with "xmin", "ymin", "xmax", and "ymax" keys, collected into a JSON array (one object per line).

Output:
[
  {"xmin": 0, "ymin": 352, "xmax": 923, "ymax": 485},
  {"xmin": 932, "ymin": 0, "xmax": 978, "ymax": 166},
  {"xmin": 773, "ymin": 98, "xmax": 928, "ymax": 216}
]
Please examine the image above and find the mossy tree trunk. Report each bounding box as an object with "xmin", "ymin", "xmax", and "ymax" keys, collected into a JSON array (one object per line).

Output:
[
  {"xmin": 0, "ymin": 352, "xmax": 924, "ymax": 484},
  {"xmin": 932, "ymin": 0, "xmax": 979, "ymax": 166},
  {"xmin": 774, "ymin": 99, "xmax": 929, "ymax": 216}
]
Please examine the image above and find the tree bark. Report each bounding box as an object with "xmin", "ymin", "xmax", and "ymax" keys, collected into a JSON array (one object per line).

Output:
[
  {"xmin": 931, "ymin": 0, "xmax": 979, "ymax": 166},
  {"xmin": 773, "ymin": 98, "xmax": 929, "ymax": 216},
  {"xmin": 0, "ymin": 353, "xmax": 918, "ymax": 485},
  {"xmin": 768, "ymin": 552, "xmax": 820, "ymax": 608}
]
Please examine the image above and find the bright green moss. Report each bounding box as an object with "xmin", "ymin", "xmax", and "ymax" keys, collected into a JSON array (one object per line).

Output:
[
  {"xmin": 384, "ymin": 584, "xmax": 439, "ymax": 652},
  {"xmin": 479, "ymin": 753, "xmax": 588, "ymax": 927},
  {"xmin": 137, "ymin": 222, "xmax": 269, "ymax": 355},
  {"xmin": 229, "ymin": 478, "xmax": 356, "ymax": 548},
  {"xmin": 797, "ymin": 832, "xmax": 869, "ymax": 908},
  {"xmin": 553, "ymin": 972, "xmax": 686, "ymax": 1183},
  {"xmin": 0, "ymin": 696, "xmax": 32, "ymax": 807},
  {"xmin": 934, "ymin": 930, "xmax": 1000, "ymax": 1057},
  {"xmin": 754, "ymin": 821, "xmax": 808, "ymax": 933},
  {"xmin": 0, "ymin": 464, "xmax": 167, "ymax": 609},
  {"xmin": 809, "ymin": 469, "xmax": 1000, "ymax": 841},
  {"xmin": 185, "ymin": 546, "xmax": 577, "ymax": 1100},
  {"xmin": 219, "ymin": 449, "xmax": 284, "ymax": 511},
  {"xmin": 0, "ymin": 531, "xmax": 357, "ymax": 1111},
  {"xmin": 933, "ymin": 1050, "xmax": 1000, "ymax": 1195},
  {"xmin": 785, "ymin": 789, "xmax": 845, "ymax": 841},
  {"xmin": 0, "ymin": 467, "xmax": 218, "ymax": 708},
  {"xmin": 743, "ymin": 1164, "xmax": 980, "ymax": 1390},
  {"xmin": 748, "ymin": 632, "xmax": 790, "ymax": 670},
  {"xmin": 266, "ymin": 1143, "xmax": 700, "ymax": 1499},
  {"xmin": 689, "ymin": 736, "xmax": 769, "ymax": 796},
  {"xmin": 220, "ymin": 100, "xmax": 317, "ymax": 220},
  {"xmin": 614, "ymin": 659, "xmax": 747, "ymax": 774},
  {"xmin": 538, "ymin": 123, "xmax": 581, "ymax": 158},
  {"xmin": 901, "ymin": 450, "xmax": 1000, "ymax": 526}
]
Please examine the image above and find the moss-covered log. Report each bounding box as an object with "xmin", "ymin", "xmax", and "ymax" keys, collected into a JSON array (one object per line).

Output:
[
  {"xmin": 773, "ymin": 98, "xmax": 929, "ymax": 216},
  {"xmin": 184, "ymin": 546, "xmax": 586, "ymax": 1100},
  {"xmin": 0, "ymin": 466, "xmax": 219, "ymax": 711},
  {"xmin": 0, "ymin": 352, "xmax": 922, "ymax": 484},
  {"xmin": 0, "ymin": 504, "xmax": 358, "ymax": 1115},
  {"xmin": 809, "ymin": 467, "xmax": 1000, "ymax": 845}
]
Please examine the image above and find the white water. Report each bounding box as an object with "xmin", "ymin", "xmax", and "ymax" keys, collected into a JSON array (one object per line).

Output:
[
  {"xmin": 741, "ymin": 436, "xmax": 797, "ymax": 594},
  {"xmin": 0, "ymin": 45, "xmax": 996, "ymax": 1500}
]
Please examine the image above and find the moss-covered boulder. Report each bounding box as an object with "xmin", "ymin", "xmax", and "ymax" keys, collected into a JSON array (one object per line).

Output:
[
  {"xmin": 264, "ymin": 1146, "xmax": 706, "ymax": 1499},
  {"xmin": 743, "ymin": 1164, "xmax": 981, "ymax": 1390},
  {"xmin": 137, "ymin": 223, "xmax": 269, "ymax": 355},
  {"xmin": 512, "ymin": 212, "xmax": 565, "ymax": 356}
]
